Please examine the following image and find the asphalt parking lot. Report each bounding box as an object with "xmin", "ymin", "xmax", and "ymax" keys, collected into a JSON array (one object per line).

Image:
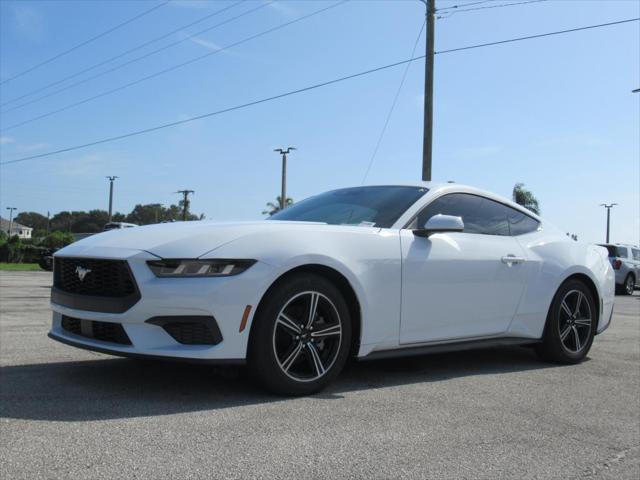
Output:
[{"xmin": 1, "ymin": 271, "xmax": 638, "ymax": 479}]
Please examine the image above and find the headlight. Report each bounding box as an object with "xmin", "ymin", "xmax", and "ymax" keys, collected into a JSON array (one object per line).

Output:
[{"xmin": 147, "ymin": 259, "xmax": 256, "ymax": 277}]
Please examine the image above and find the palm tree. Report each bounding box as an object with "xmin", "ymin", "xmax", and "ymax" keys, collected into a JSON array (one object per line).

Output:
[
  {"xmin": 262, "ymin": 196, "xmax": 294, "ymax": 216},
  {"xmin": 512, "ymin": 183, "xmax": 540, "ymax": 215}
]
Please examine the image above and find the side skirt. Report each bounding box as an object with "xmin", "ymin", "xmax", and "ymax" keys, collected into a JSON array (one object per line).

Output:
[{"xmin": 360, "ymin": 337, "xmax": 540, "ymax": 362}]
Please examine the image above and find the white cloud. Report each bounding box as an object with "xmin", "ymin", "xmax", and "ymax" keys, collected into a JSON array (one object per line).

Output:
[
  {"xmin": 268, "ymin": 2, "xmax": 296, "ymax": 17},
  {"xmin": 0, "ymin": 136, "xmax": 15, "ymax": 145},
  {"xmin": 188, "ymin": 36, "xmax": 222, "ymax": 52}
]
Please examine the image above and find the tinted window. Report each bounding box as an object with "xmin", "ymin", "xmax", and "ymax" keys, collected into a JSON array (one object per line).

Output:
[
  {"xmin": 270, "ymin": 186, "xmax": 428, "ymax": 228},
  {"xmin": 415, "ymin": 193, "xmax": 510, "ymax": 235},
  {"xmin": 507, "ymin": 209, "xmax": 540, "ymax": 235},
  {"xmin": 632, "ymin": 249, "xmax": 640, "ymax": 261},
  {"xmin": 617, "ymin": 246, "xmax": 628, "ymax": 258},
  {"xmin": 415, "ymin": 193, "xmax": 539, "ymax": 236}
]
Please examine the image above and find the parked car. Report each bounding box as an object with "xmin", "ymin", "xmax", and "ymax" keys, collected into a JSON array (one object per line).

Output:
[
  {"xmin": 38, "ymin": 248, "xmax": 56, "ymax": 271},
  {"xmin": 49, "ymin": 183, "xmax": 615, "ymax": 395},
  {"xmin": 598, "ymin": 243, "xmax": 639, "ymax": 295},
  {"xmin": 103, "ymin": 222, "xmax": 137, "ymax": 231}
]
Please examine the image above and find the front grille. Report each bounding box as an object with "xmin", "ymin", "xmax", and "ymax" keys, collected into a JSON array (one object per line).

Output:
[
  {"xmin": 54, "ymin": 257, "xmax": 137, "ymax": 297},
  {"xmin": 61, "ymin": 315, "xmax": 131, "ymax": 345}
]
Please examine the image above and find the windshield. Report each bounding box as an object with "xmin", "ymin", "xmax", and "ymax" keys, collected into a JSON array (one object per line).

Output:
[{"xmin": 270, "ymin": 186, "xmax": 428, "ymax": 228}]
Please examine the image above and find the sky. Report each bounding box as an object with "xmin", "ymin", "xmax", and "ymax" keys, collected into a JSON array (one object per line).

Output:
[{"xmin": 0, "ymin": 0, "xmax": 638, "ymax": 244}]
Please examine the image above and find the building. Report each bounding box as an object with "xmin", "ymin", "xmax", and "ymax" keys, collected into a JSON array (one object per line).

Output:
[{"xmin": 0, "ymin": 217, "xmax": 33, "ymax": 239}]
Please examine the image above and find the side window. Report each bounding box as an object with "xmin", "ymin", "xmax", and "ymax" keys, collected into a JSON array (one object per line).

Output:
[
  {"xmin": 507, "ymin": 209, "xmax": 540, "ymax": 236},
  {"xmin": 414, "ymin": 193, "xmax": 510, "ymax": 236},
  {"xmin": 616, "ymin": 247, "xmax": 628, "ymax": 259},
  {"xmin": 415, "ymin": 193, "xmax": 484, "ymax": 234},
  {"xmin": 632, "ymin": 249, "xmax": 640, "ymax": 261}
]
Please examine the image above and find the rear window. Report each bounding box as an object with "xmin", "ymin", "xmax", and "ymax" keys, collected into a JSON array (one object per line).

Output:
[{"xmin": 599, "ymin": 245, "xmax": 627, "ymax": 258}]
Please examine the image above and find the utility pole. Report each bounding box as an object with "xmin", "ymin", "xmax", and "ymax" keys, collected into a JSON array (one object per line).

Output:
[
  {"xmin": 47, "ymin": 211, "xmax": 51, "ymax": 233},
  {"xmin": 274, "ymin": 147, "xmax": 296, "ymax": 210},
  {"xmin": 106, "ymin": 176, "xmax": 118, "ymax": 222},
  {"xmin": 421, "ymin": 0, "xmax": 436, "ymax": 181},
  {"xmin": 6, "ymin": 207, "xmax": 17, "ymax": 237},
  {"xmin": 600, "ymin": 203, "xmax": 617, "ymax": 243},
  {"xmin": 176, "ymin": 190, "xmax": 195, "ymax": 221}
]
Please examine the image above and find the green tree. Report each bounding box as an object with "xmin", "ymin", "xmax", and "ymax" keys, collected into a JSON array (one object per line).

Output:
[
  {"xmin": 262, "ymin": 196, "xmax": 294, "ymax": 216},
  {"xmin": 39, "ymin": 231, "xmax": 75, "ymax": 249},
  {"xmin": 15, "ymin": 212, "xmax": 49, "ymax": 233},
  {"xmin": 512, "ymin": 183, "xmax": 540, "ymax": 215}
]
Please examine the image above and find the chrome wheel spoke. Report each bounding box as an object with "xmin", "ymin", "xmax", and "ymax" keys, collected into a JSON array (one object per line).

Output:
[
  {"xmin": 281, "ymin": 342, "xmax": 303, "ymax": 372},
  {"xmin": 574, "ymin": 318, "xmax": 591, "ymax": 328},
  {"xmin": 306, "ymin": 292, "xmax": 320, "ymax": 328},
  {"xmin": 311, "ymin": 324, "xmax": 341, "ymax": 339},
  {"xmin": 573, "ymin": 291, "xmax": 584, "ymax": 317},
  {"xmin": 560, "ymin": 301, "xmax": 572, "ymax": 318},
  {"xmin": 306, "ymin": 343, "xmax": 326, "ymax": 377},
  {"xmin": 560, "ymin": 325, "xmax": 572, "ymax": 341},
  {"xmin": 277, "ymin": 313, "xmax": 302, "ymax": 335},
  {"xmin": 572, "ymin": 326, "xmax": 581, "ymax": 351}
]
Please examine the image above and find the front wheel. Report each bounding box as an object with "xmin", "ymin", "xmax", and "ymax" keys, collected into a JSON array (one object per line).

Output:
[
  {"xmin": 535, "ymin": 279, "xmax": 596, "ymax": 364},
  {"xmin": 248, "ymin": 273, "xmax": 352, "ymax": 396},
  {"xmin": 623, "ymin": 274, "xmax": 635, "ymax": 295}
]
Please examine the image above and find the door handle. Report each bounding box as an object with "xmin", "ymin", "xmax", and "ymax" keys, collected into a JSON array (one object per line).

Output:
[{"xmin": 501, "ymin": 255, "xmax": 526, "ymax": 266}]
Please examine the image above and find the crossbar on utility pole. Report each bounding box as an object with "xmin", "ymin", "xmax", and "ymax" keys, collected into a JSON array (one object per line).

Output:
[
  {"xmin": 176, "ymin": 190, "xmax": 195, "ymax": 221},
  {"xmin": 106, "ymin": 176, "xmax": 118, "ymax": 222},
  {"xmin": 421, "ymin": 0, "xmax": 435, "ymax": 181},
  {"xmin": 274, "ymin": 147, "xmax": 296, "ymax": 210},
  {"xmin": 600, "ymin": 203, "xmax": 618, "ymax": 243},
  {"xmin": 6, "ymin": 207, "xmax": 17, "ymax": 237}
]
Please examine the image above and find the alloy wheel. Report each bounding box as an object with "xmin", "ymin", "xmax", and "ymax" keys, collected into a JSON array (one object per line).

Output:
[
  {"xmin": 558, "ymin": 289, "xmax": 592, "ymax": 353},
  {"xmin": 626, "ymin": 276, "xmax": 634, "ymax": 295},
  {"xmin": 272, "ymin": 291, "xmax": 342, "ymax": 382}
]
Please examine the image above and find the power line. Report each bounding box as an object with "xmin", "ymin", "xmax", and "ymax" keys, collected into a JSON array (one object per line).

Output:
[
  {"xmin": 1, "ymin": 56, "xmax": 426, "ymax": 166},
  {"xmin": 0, "ymin": 1, "xmax": 347, "ymax": 132},
  {"xmin": 438, "ymin": 0, "xmax": 547, "ymax": 17},
  {"xmin": 1, "ymin": 1, "xmax": 269, "ymax": 114},
  {"xmin": 0, "ymin": 1, "xmax": 170, "ymax": 86},
  {"xmin": 2, "ymin": 16, "xmax": 637, "ymax": 166},
  {"xmin": 437, "ymin": 1, "xmax": 493, "ymax": 12},
  {"xmin": 436, "ymin": 17, "xmax": 638, "ymax": 54},
  {"xmin": 0, "ymin": 1, "xmax": 245, "ymax": 109},
  {"xmin": 361, "ymin": 20, "xmax": 425, "ymax": 184}
]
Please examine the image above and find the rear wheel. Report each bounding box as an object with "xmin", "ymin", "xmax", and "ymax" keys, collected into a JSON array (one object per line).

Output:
[
  {"xmin": 623, "ymin": 274, "xmax": 635, "ymax": 295},
  {"xmin": 535, "ymin": 279, "xmax": 596, "ymax": 364},
  {"xmin": 248, "ymin": 273, "xmax": 351, "ymax": 396}
]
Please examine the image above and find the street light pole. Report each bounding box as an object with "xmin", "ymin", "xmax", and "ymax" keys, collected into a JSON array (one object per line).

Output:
[
  {"xmin": 106, "ymin": 176, "xmax": 118, "ymax": 222},
  {"xmin": 421, "ymin": 0, "xmax": 436, "ymax": 181},
  {"xmin": 600, "ymin": 203, "xmax": 618, "ymax": 243},
  {"xmin": 274, "ymin": 147, "xmax": 296, "ymax": 210},
  {"xmin": 6, "ymin": 207, "xmax": 17, "ymax": 237}
]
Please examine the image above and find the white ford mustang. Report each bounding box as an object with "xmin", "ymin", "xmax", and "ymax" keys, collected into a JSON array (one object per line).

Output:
[{"xmin": 49, "ymin": 183, "xmax": 615, "ymax": 395}]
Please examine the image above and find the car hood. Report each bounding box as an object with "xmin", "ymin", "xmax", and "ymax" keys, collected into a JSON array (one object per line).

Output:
[{"xmin": 56, "ymin": 221, "xmax": 337, "ymax": 259}]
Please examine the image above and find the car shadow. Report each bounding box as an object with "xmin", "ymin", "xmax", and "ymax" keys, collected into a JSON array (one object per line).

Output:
[{"xmin": 0, "ymin": 346, "xmax": 563, "ymax": 422}]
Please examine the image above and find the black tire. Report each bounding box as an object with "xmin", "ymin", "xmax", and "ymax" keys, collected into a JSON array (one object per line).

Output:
[
  {"xmin": 248, "ymin": 273, "xmax": 352, "ymax": 396},
  {"xmin": 535, "ymin": 279, "xmax": 596, "ymax": 364}
]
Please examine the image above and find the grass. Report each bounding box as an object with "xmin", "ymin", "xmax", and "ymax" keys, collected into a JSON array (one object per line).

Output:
[{"xmin": 0, "ymin": 263, "xmax": 43, "ymax": 271}]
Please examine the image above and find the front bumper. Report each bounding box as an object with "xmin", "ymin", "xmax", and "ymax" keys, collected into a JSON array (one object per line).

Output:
[{"xmin": 49, "ymin": 249, "xmax": 275, "ymax": 361}]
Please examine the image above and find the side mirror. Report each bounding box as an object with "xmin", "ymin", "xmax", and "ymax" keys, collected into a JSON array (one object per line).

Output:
[{"xmin": 413, "ymin": 214, "xmax": 464, "ymax": 238}]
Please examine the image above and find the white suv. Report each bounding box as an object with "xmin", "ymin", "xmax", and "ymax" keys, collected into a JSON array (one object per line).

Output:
[{"xmin": 599, "ymin": 244, "xmax": 639, "ymax": 295}]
